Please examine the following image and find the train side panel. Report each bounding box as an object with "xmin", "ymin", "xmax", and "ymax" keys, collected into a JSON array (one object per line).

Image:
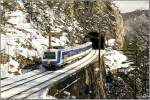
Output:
[{"xmin": 61, "ymin": 42, "xmax": 92, "ymax": 63}]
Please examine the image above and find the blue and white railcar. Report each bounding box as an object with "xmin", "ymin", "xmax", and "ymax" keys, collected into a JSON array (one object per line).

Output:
[{"xmin": 42, "ymin": 42, "xmax": 92, "ymax": 68}]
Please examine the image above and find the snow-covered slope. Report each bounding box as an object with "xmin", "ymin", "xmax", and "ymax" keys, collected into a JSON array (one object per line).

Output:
[
  {"xmin": 103, "ymin": 39, "xmax": 133, "ymax": 74},
  {"xmin": 0, "ymin": 1, "xmax": 69, "ymax": 78}
]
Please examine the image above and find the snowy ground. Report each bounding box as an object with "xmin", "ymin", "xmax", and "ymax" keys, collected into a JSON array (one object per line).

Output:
[{"xmin": 103, "ymin": 39, "xmax": 134, "ymax": 73}]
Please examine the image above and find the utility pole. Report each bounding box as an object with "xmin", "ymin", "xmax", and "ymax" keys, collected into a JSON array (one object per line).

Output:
[
  {"xmin": 46, "ymin": 26, "xmax": 51, "ymax": 49},
  {"xmin": 49, "ymin": 29, "xmax": 51, "ymax": 49},
  {"xmin": 98, "ymin": 17, "xmax": 106, "ymax": 99}
]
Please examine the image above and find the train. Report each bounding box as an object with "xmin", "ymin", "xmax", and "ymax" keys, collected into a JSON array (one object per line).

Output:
[{"xmin": 42, "ymin": 42, "xmax": 92, "ymax": 69}]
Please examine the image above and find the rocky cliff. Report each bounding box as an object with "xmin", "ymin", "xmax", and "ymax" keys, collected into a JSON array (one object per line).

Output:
[{"xmin": 72, "ymin": 0, "xmax": 124, "ymax": 49}]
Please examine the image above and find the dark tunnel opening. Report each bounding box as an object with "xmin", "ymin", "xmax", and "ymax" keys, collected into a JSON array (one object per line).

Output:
[{"xmin": 88, "ymin": 32, "xmax": 105, "ymax": 49}]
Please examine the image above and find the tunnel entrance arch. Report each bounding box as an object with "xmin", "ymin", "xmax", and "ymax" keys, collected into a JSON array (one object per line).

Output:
[{"xmin": 88, "ymin": 32, "xmax": 105, "ymax": 49}]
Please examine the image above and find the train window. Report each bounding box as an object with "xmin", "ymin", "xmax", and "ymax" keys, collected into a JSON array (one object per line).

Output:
[{"xmin": 43, "ymin": 52, "xmax": 56, "ymax": 59}]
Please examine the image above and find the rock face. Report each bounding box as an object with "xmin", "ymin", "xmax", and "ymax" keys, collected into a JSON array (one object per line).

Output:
[
  {"xmin": 71, "ymin": 0, "xmax": 124, "ymax": 49},
  {"xmin": 28, "ymin": 0, "xmax": 124, "ymax": 49}
]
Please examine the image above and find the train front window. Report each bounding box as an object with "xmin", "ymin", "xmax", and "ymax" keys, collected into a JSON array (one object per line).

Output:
[{"xmin": 43, "ymin": 52, "xmax": 56, "ymax": 59}]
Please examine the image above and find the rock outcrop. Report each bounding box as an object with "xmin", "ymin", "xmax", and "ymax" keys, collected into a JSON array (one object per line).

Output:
[{"xmin": 72, "ymin": 0, "xmax": 124, "ymax": 49}]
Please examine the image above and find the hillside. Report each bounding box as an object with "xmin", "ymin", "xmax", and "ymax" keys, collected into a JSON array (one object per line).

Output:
[
  {"xmin": 122, "ymin": 10, "xmax": 149, "ymax": 21},
  {"xmin": 121, "ymin": 10, "xmax": 149, "ymax": 98},
  {"xmin": 122, "ymin": 10, "xmax": 149, "ymax": 39},
  {"xmin": 0, "ymin": 0, "xmax": 124, "ymax": 77}
]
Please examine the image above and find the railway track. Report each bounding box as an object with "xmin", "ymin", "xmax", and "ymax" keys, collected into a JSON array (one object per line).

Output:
[
  {"xmin": 1, "ymin": 50, "xmax": 98, "ymax": 99},
  {"xmin": 1, "ymin": 49, "xmax": 92, "ymax": 87}
]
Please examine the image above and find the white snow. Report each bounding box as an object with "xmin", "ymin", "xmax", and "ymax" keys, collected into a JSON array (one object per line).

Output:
[
  {"xmin": 105, "ymin": 39, "xmax": 116, "ymax": 47},
  {"xmin": 68, "ymin": 26, "xmax": 73, "ymax": 31},
  {"xmin": 1, "ymin": 58, "xmax": 19, "ymax": 78},
  {"xmin": 104, "ymin": 47, "xmax": 129, "ymax": 71},
  {"xmin": 8, "ymin": 10, "xmax": 28, "ymax": 28},
  {"xmin": 1, "ymin": 2, "xmax": 69, "ymax": 77},
  {"xmin": 60, "ymin": 36, "xmax": 69, "ymax": 45},
  {"xmin": 1, "ymin": 64, "xmax": 9, "ymax": 78},
  {"xmin": 62, "ymin": 32, "xmax": 68, "ymax": 36},
  {"xmin": 103, "ymin": 39, "xmax": 132, "ymax": 72},
  {"xmin": 9, "ymin": 59, "xmax": 20, "ymax": 72},
  {"xmin": 17, "ymin": 0, "xmax": 25, "ymax": 9}
]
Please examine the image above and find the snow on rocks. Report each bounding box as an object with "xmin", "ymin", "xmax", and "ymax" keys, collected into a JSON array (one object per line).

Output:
[
  {"xmin": 1, "ymin": 64, "xmax": 10, "ymax": 78},
  {"xmin": 103, "ymin": 39, "xmax": 132, "ymax": 73},
  {"xmin": 105, "ymin": 39, "xmax": 116, "ymax": 47},
  {"xmin": 9, "ymin": 59, "xmax": 20, "ymax": 72},
  {"xmin": 1, "ymin": 4, "xmax": 68, "ymax": 77},
  {"xmin": 60, "ymin": 35, "xmax": 69, "ymax": 45},
  {"xmin": 104, "ymin": 48, "xmax": 128, "ymax": 71},
  {"xmin": 7, "ymin": 10, "xmax": 30, "ymax": 29},
  {"xmin": 1, "ymin": 58, "xmax": 20, "ymax": 78}
]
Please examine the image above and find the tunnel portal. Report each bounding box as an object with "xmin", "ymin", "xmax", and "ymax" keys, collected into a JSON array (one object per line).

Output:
[{"xmin": 88, "ymin": 32, "xmax": 105, "ymax": 49}]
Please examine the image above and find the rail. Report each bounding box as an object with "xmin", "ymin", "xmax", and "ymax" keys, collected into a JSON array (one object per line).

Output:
[{"xmin": 0, "ymin": 50, "xmax": 99, "ymax": 99}]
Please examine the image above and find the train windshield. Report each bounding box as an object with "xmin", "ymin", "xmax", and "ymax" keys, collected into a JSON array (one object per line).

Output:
[{"xmin": 43, "ymin": 52, "xmax": 56, "ymax": 59}]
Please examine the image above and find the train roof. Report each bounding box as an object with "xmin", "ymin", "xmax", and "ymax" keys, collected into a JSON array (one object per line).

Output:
[
  {"xmin": 43, "ymin": 42, "xmax": 92, "ymax": 52},
  {"xmin": 63, "ymin": 42, "xmax": 92, "ymax": 51}
]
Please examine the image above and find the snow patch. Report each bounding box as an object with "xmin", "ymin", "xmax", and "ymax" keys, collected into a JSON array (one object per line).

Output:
[
  {"xmin": 104, "ymin": 48, "xmax": 129, "ymax": 71},
  {"xmin": 105, "ymin": 39, "xmax": 116, "ymax": 47},
  {"xmin": 9, "ymin": 59, "xmax": 19, "ymax": 72},
  {"xmin": 103, "ymin": 39, "xmax": 132, "ymax": 72}
]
